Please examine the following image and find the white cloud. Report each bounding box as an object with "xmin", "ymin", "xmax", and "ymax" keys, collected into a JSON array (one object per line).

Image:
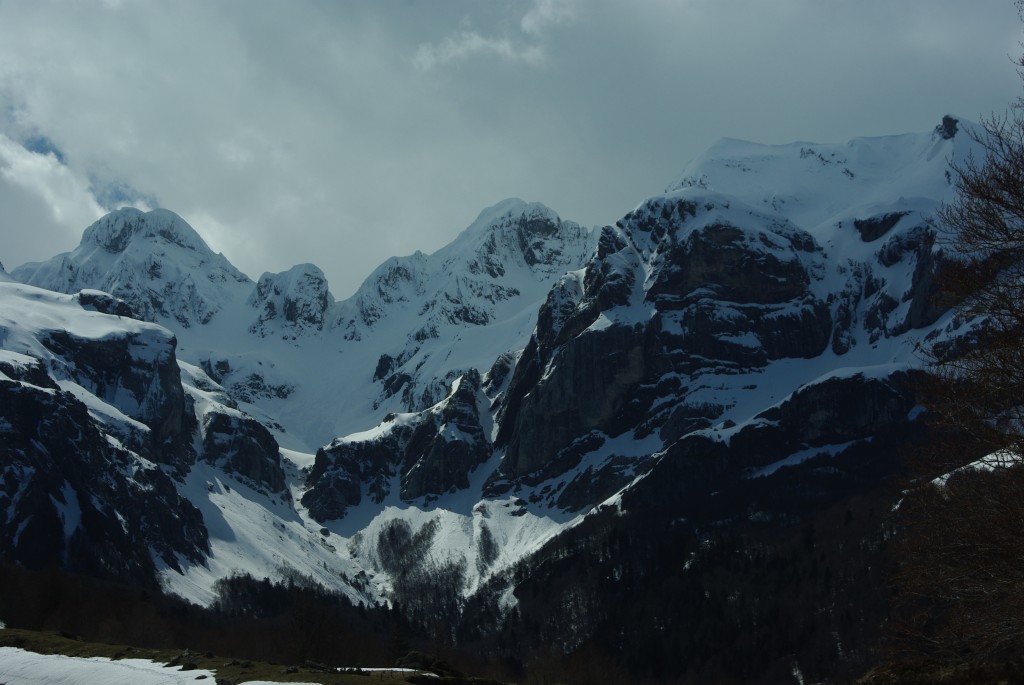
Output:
[
  {"xmin": 413, "ymin": 0, "xmax": 577, "ymax": 71},
  {"xmin": 0, "ymin": 133, "xmax": 104, "ymax": 267},
  {"xmin": 0, "ymin": 0, "xmax": 1018, "ymax": 297},
  {"xmin": 521, "ymin": 0, "xmax": 577, "ymax": 36},
  {"xmin": 414, "ymin": 28, "xmax": 545, "ymax": 70}
]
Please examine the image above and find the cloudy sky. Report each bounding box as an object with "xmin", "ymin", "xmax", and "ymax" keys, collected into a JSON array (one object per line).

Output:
[{"xmin": 0, "ymin": 0, "xmax": 1020, "ymax": 298}]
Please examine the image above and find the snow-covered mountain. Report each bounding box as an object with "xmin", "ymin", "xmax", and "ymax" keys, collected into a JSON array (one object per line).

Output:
[
  {"xmin": 1, "ymin": 116, "xmax": 985, "ymax": 651},
  {"xmin": 0, "ymin": 276, "xmax": 376, "ymax": 603},
  {"xmin": 485, "ymin": 116, "xmax": 973, "ymax": 505},
  {"xmin": 292, "ymin": 118, "xmax": 982, "ymax": 613},
  {"xmin": 14, "ymin": 198, "xmax": 594, "ymax": 452},
  {"xmin": 5, "ymin": 197, "xmax": 597, "ymax": 601},
  {"xmin": 13, "ymin": 208, "xmax": 253, "ymax": 328}
]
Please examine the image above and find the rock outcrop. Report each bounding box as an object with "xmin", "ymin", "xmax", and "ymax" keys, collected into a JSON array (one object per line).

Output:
[
  {"xmin": 200, "ymin": 411, "xmax": 287, "ymax": 495},
  {"xmin": 303, "ymin": 370, "xmax": 491, "ymax": 521},
  {"xmin": 248, "ymin": 263, "xmax": 334, "ymax": 339},
  {"xmin": 495, "ymin": 194, "xmax": 832, "ymax": 495},
  {"xmin": 0, "ymin": 354, "xmax": 208, "ymax": 584},
  {"xmin": 40, "ymin": 325, "xmax": 192, "ymax": 472}
]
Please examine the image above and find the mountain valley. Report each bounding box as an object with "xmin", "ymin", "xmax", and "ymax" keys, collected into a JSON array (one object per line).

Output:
[{"xmin": 0, "ymin": 115, "xmax": 992, "ymax": 682}]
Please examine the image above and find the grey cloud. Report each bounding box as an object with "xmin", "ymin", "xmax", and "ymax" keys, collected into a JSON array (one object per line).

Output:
[
  {"xmin": 521, "ymin": 0, "xmax": 577, "ymax": 36},
  {"xmin": 0, "ymin": 0, "xmax": 1018, "ymax": 298},
  {"xmin": 413, "ymin": 0, "xmax": 577, "ymax": 70},
  {"xmin": 414, "ymin": 29, "xmax": 546, "ymax": 70},
  {"xmin": 0, "ymin": 133, "xmax": 103, "ymax": 267}
]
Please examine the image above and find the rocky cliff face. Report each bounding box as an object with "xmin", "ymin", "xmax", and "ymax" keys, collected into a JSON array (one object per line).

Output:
[
  {"xmin": 0, "ymin": 288, "xmax": 210, "ymax": 584},
  {"xmin": 0, "ymin": 372, "xmax": 208, "ymax": 583},
  {"xmin": 173, "ymin": 361, "xmax": 290, "ymax": 496},
  {"xmin": 0, "ymin": 279, "xmax": 295, "ymax": 590},
  {"xmin": 475, "ymin": 121, "xmax": 977, "ymax": 519},
  {"xmin": 248, "ymin": 263, "xmax": 334, "ymax": 339},
  {"xmin": 40, "ymin": 324, "xmax": 192, "ymax": 472},
  {"xmin": 199, "ymin": 411, "xmax": 287, "ymax": 494},
  {"xmin": 303, "ymin": 370, "xmax": 491, "ymax": 521},
  {"xmin": 490, "ymin": 194, "xmax": 833, "ymax": 502}
]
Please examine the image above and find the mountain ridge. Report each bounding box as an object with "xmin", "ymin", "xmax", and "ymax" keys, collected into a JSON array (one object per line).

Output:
[
  {"xmin": 13, "ymin": 198, "xmax": 595, "ymax": 450},
  {"xmin": 0, "ymin": 116, "xmax": 990, "ymax": 681}
]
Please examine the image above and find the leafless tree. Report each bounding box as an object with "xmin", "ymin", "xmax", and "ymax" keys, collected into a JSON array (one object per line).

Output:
[
  {"xmin": 885, "ymin": 20, "xmax": 1024, "ymax": 676},
  {"xmin": 925, "ymin": 49, "xmax": 1024, "ymax": 458}
]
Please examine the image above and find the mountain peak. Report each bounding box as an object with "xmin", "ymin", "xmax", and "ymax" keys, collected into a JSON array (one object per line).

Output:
[
  {"xmin": 255, "ymin": 262, "xmax": 329, "ymax": 283},
  {"xmin": 457, "ymin": 198, "xmax": 561, "ymax": 240},
  {"xmin": 14, "ymin": 207, "xmax": 251, "ymax": 328},
  {"xmin": 82, "ymin": 207, "xmax": 213, "ymax": 256},
  {"xmin": 935, "ymin": 114, "xmax": 960, "ymax": 140},
  {"xmin": 664, "ymin": 118, "xmax": 984, "ymax": 235},
  {"xmin": 248, "ymin": 263, "xmax": 335, "ymax": 338},
  {"xmin": 436, "ymin": 198, "xmax": 591, "ymax": 274}
]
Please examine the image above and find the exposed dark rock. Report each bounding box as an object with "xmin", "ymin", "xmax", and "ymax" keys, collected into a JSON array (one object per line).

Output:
[
  {"xmin": 304, "ymin": 371, "xmax": 491, "ymax": 521},
  {"xmin": 660, "ymin": 401, "xmax": 722, "ymax": 444},
  {"xmin": 833, "ymin": 222, "xmax": 951, "ymax": 342},
  {"xmin": 555, "ymin": 456, "xmax": 654, "ymax": 512},
  {"xmin": 248, "ymin": 264, "xmax": 333, "ymax": 337},
  {"xmin": 500, "ymin": 323, "xmax": 646, "ymax": 480},
  {"xmin": 666, "ymin": 296, "xmax": 831, "ymax": 366},
  {"xmin": 201, "ymin": 411, "xmax": 287, "ymax": 495},
  {"xmin": 40, "ymin": 327, "xmax": 192, "ymax": 472},
  {"xmin": 75, "ymin": 290, "xmax": 138, "ymax": 318},
  {"xmin": 904, "ymin": 239, "xmax": 946, "ymax": 330},
  {"xmin": 400, "ymin": 370, "xmax": 491, "ymax": 500},
  {"xmin": 853, "ymin": 212, "xmax": 907, "ymax": 242},
  {"xmin": 302, "ymin": 433, "xmax": 401, "ymax": 521},
  {"xmin": 936, "ymin": 114, "xmax": 959, "ymax": 140},
  {"xmin": 373, "ymin": 353, "xmax": 396, "ymax": 381},
  {"xmin": 495, "ymin": 198, "xmax": 831, "ymax": 493},
  {"xmin": 382, "ymin": 372, "xmax": 412, "ymax": 399},
  {"xmin": 623, "ymin": 374, "xmax": 921, "ymax": 518},
  {"xmin": 729, "ymin": 372, "xmax": 917, "ymax": 472},
  {"xmin": 226, "ymin": 372, "xmax": 293, "ymax": 403},
  {"xmin": 0, "ymin": 375, "xmax": 208, "ymax": 585},
  {"xmin": 0, "ymin": 355, "xmax": 59, "ymax": 390},
  {"xmin": 483, "ymin": 350, "xmax": 517, "ymax": 402},
  {"xmin": 876, "ymin": 221, "xmax": 928, "ymax": 269},
  {"xmin": 620, "ymin": 433, "xmax": 732, "ymax": 512},
  {"xmin": 646, "ymin": 223, "xmax": 812, "ymax": 305},
  {"xmin": 200, "ymin": 358, "xmax": 232, "ymax": 384}
]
